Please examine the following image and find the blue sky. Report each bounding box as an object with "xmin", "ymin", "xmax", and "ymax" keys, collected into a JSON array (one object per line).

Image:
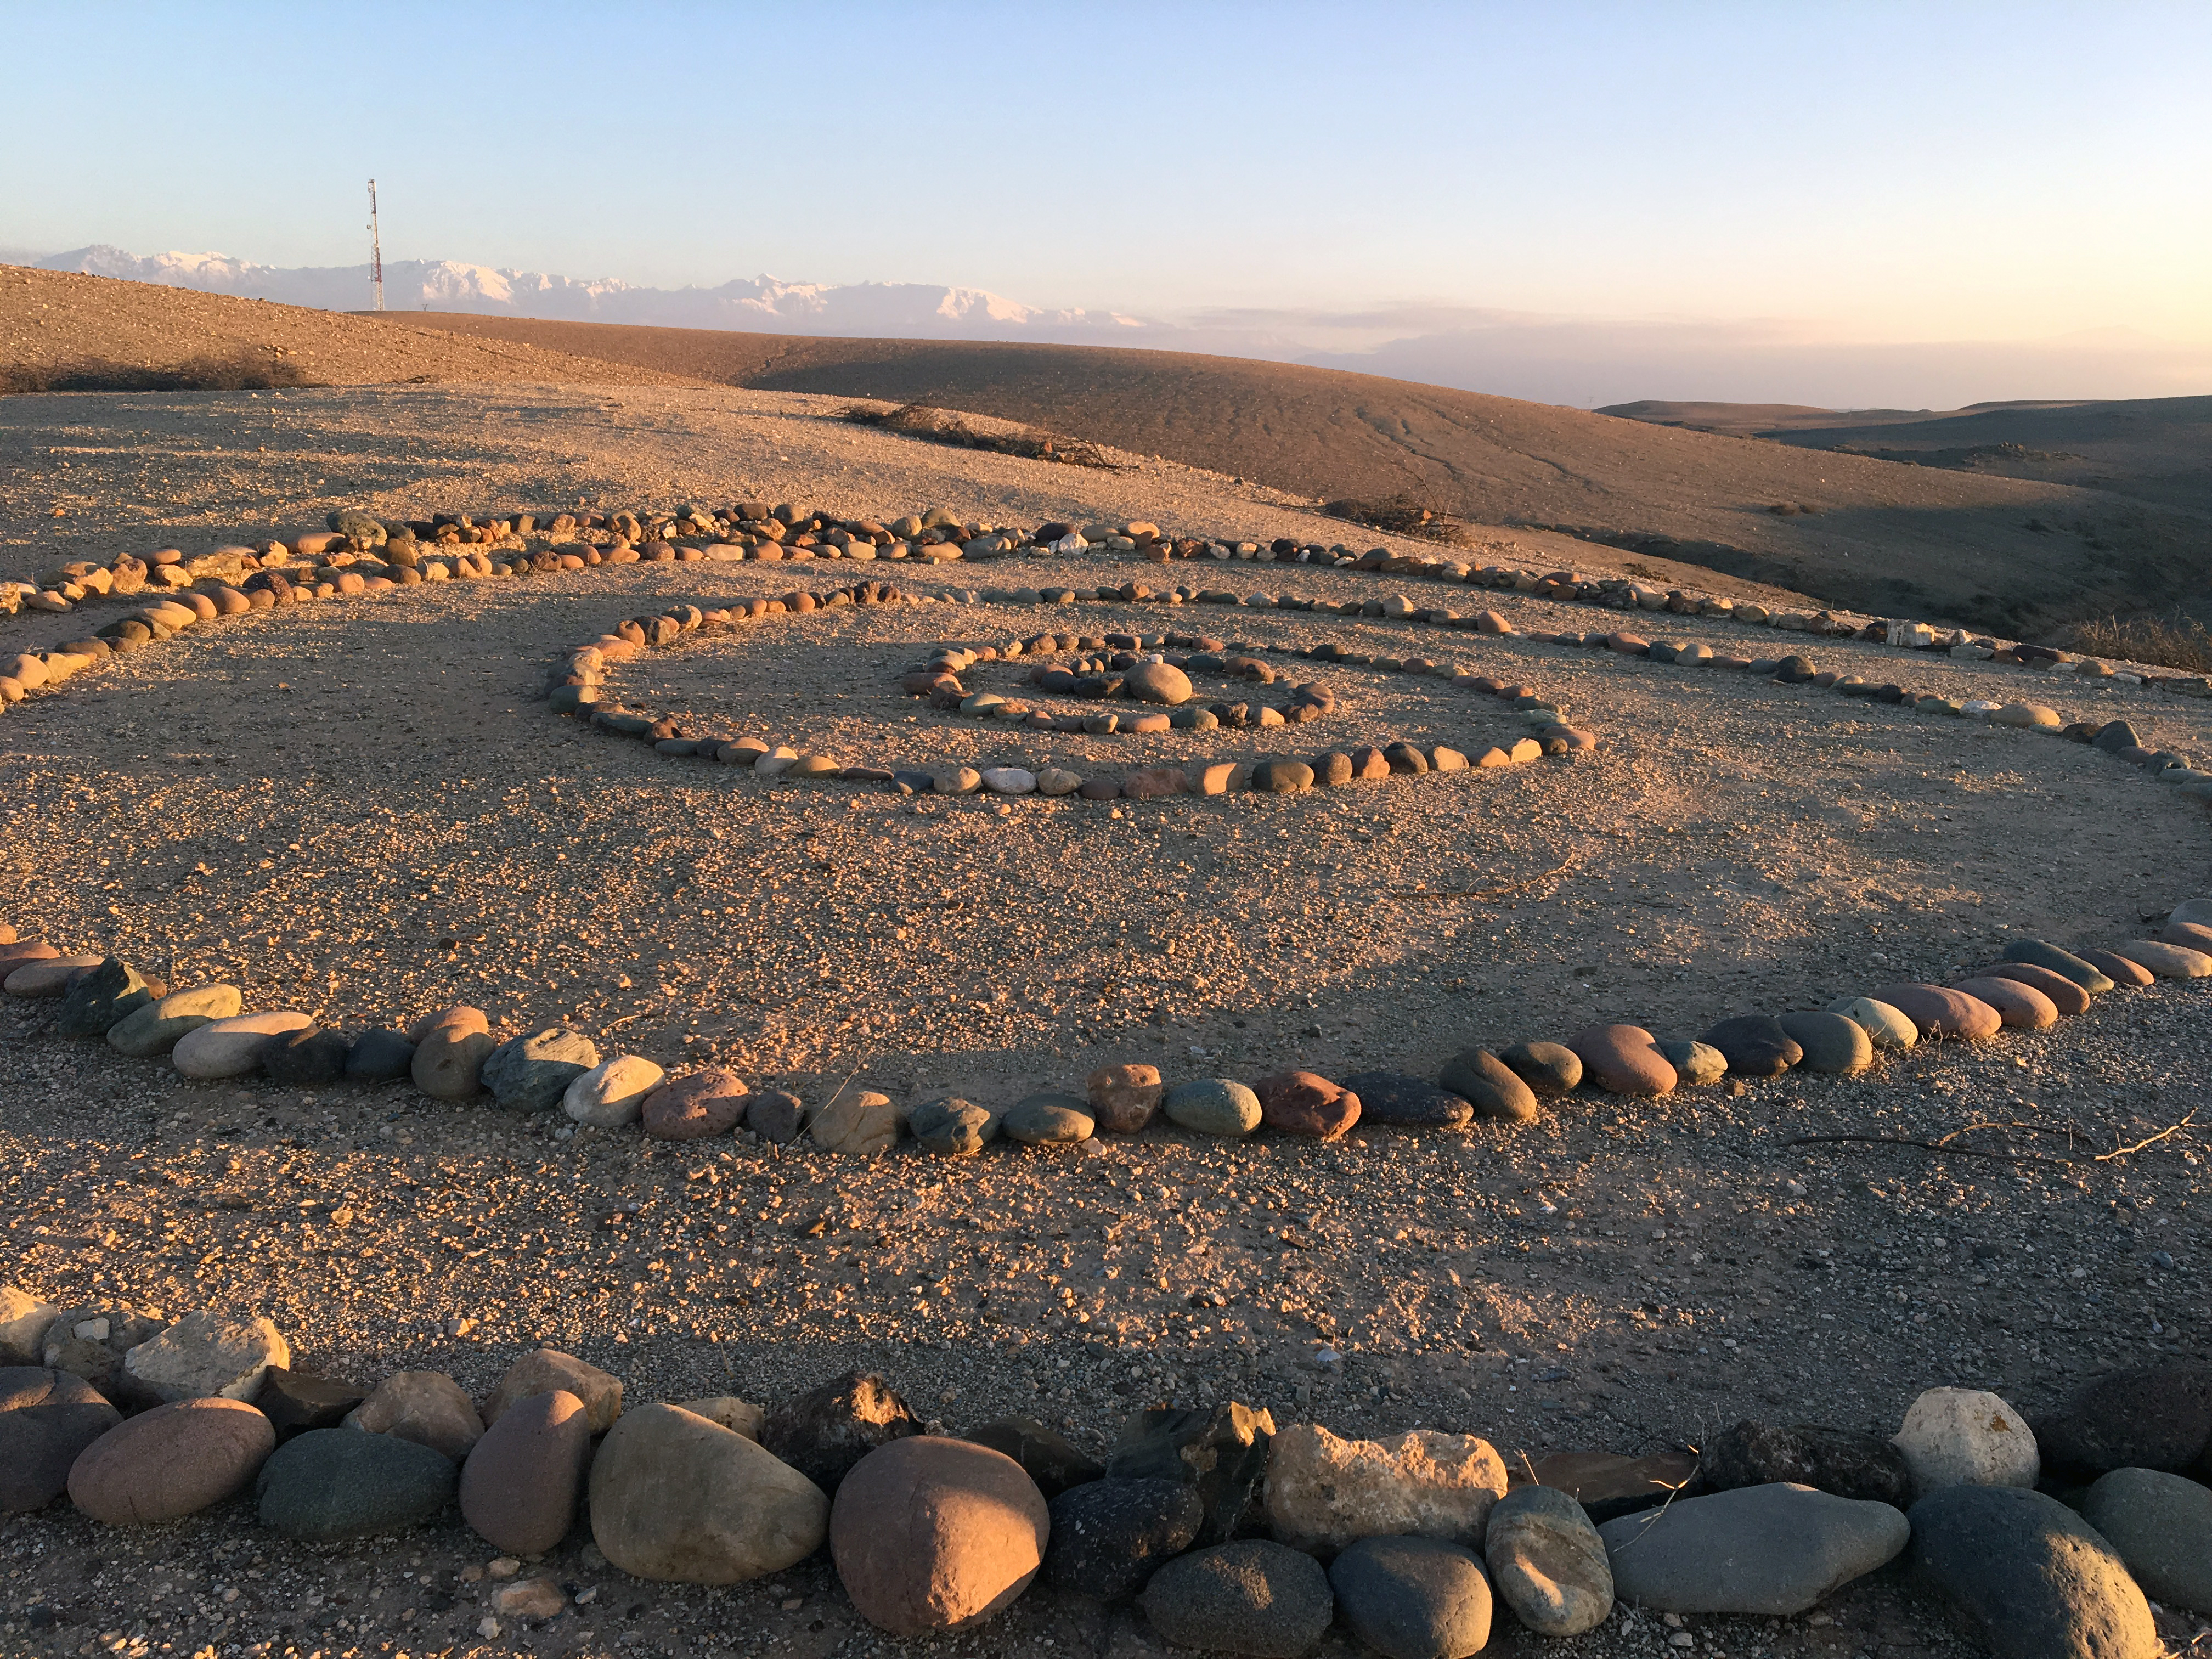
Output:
[{"xmin": 10, "ymin": 3, "xmax": 2210, "ymax": 356}]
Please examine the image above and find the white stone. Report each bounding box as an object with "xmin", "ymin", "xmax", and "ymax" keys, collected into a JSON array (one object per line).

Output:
[
  {"xmin": 1265, "ymin": 1421, "xmax": 1507, "ymax": 1555},
  {"xmin": 1825, "ymin": 996, "xmax": 1917, "ymax": 1049},
  {"xmin": 1892, "ymin": 1387, "xmax": 2038, "ymax": 1496},
  {"xmin": 564, "ymin": 1055, "xmax": 666, "ymax": 1127},
  {"xmin": 172, "ymin": 1010, "xmax": 313, "ymax": 1078},
  {"xmin": 752, "ymin": 746, "xmax": 800, "ymax": 779},
  {"xmin": 980, "ymin": 767, "xmax": 1036, "ymax": 795},
  {"xmin": 0, "ymin": 1286, "xmax": 60, "ymax": 1364},
  {"xmin": 123, "ymin": 1310, "xmax": 289, "ymax": 1402}
]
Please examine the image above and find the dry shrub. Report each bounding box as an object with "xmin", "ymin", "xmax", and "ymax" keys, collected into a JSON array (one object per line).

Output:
[
  {"xmin": 1, "ymin": 354, "xmax": 323, "ymax": 394},
  {"xmin": 841, "ymin": 402, "xmax": 1118, "ymax": 469},
  {"xmin": 1322, "ymin": 497, "xmax": 1482, "ymax": 549},
  {"xmin": 2053, "ymin": 610, "xmax": 2212, "ymax": 674}
]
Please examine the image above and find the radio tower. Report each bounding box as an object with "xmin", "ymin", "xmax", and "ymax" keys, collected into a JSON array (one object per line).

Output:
[{"xmin": 367, "ymin": 179, "xmax": 385, "ymax": 312}]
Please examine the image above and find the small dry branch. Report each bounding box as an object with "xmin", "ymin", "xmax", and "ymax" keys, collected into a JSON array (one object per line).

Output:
[
  {"xmin": 1391, "ymin": 853, "xmax": 1582, "ymax": 903},
  {"xmin": 1784, "ymin": 1110, "xmax": 2196, "ymax": 1167}
]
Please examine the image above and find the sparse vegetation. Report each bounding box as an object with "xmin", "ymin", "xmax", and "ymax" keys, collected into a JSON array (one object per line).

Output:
[
  {"xmin": 1321, "ymin": 497, "xmax": 1483, "ymax": 548},
  {"xmin": 2053, "ymin": 608, "xmax": 2212, "ymax": 673},
  {"xmin": 839, "ymin": 402, "xmax": 1119, "ymax": 469},
  {"xmin": 1, "ymin": 352, "xmax": 323, "ymax": 393}
]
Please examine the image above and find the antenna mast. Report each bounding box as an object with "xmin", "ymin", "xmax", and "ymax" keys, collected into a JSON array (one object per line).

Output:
[{"xmin": 367, "ymin": 179, "xmax": 384, "ymax": 312}]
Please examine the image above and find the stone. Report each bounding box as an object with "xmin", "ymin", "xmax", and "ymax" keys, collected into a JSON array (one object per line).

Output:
[
  {"xmin": 1599, "ymin": 1482, "xmax": 1908, "ymax": 1615},
  {"xmin": 1252, "ymin": 1070, "xmax": 1362, "ymax": 1139},
  {"xmin": 1251, "ymin": 759, "xmax": 1314, "ymax": 793},
  {"xmin": 481, "ymin": 1026, "xmax": 600, "ymax": 1111},
  {"xmin": 1991, "ymin": 701, "xmax": 2062, "ymax": 729},
  {"xmin": 1003, "ymin": 1093, "xmax": 1093, "ymax": 1145},
  {"xmin": 811, "ymin": 1089, "xmax": 899, "ymax": 1155},
  {"xmin": 1776, "ymin": 1012, "xmax": 1875, "ymax": 1075},
  {"xmin": 259, "ymin": 1025, "xmax": 351, "ymax": 1087},
  {"xmin": 1329, "ymin": 1536, "xmax": 1492, "ymax": 1659},
  {"xmin": 122, "ymin": 1311, "xmax": 288, "ymax": 1403},
  {"xmin": 2033, "ymin": 1361, "xmax": 2212, "ymax": 1477},
  {"xmin": 1893, "ymin": 1387, "xmax": 2038, "ymax": 1495},
  {"xmin": 562, "ymin": 1054, "xmax": 664, "ymax": 1127},
  {"xmin": 1037, "ymin": 767, "xmax": 1082, "ymax": 797},
  {"xmin": 1499, "ymin": 1041, "xmax": 1581, "ymax": 1097},
  {"xmin": 678, "ymin": 1397, "xmax": 765, "ymax": 1440},
  {"xmin": 1126, "ymin": 662, "xmax": 1193, "ymax": 704},
  {"xmin": 831, "ymin": 1436, "xmax": 1049, "ymax": 1636},
  {"xmin": 1909, "ymin": 1483, "xmax": 2158, "ymax": 1659},
  {"xmin": 491, "ymin": 1576, "xmax": 567, "ymax": 1620},
  {"xmin": 1264, "ymin": 1423, "xmax": 1506, "ymax": 1556},
  {"xmin": 1699, "ymin": 1421, "xmax": 1912, "ymax": 1506},
  {"xmin": 486, "ymin": 1347, "xmax": 623, "ymax": 1433},
  {"xmin": 411, "ymin": 1006, "xmax": 495, "ymax": 1099},
  {"xmin": 1087, "ymin": 1064, "xmax": 1165, "ymax": 1134},
  {"xmin": 106, "ymin": 983, "xmax": 244, "ymax": 1056},
  {"xmin": 1108, "ymin": 1402, "xmax": 1276, "ymax": 1546},
  {"xmin": 0, "ymin": 1289, "xmax": 59, "ymax": 1364},
  {"xmin": 764, "ymin": 1370, "xmax": 919, "ymax": 1496},
  {"xmin": 1657, "ymin": 1039, "xmax": 1728, "ymax": 1085},
  {"xmin": 1436, "ymin": 1049, "xmax": 1538, "ymax": 1121},
  {"xmin": 590, "ymin": 1402, "xmax": 829, "ymax": 1583},
  {"xmin": 1, "ymin": 954, "xmax": 101, "ymax": 997},
  {"xmin": 981, "ymin": 766, "xmax": 1037, "ymax": 794},
  {"xmin": 1139, "ymin": 1541, "xmax": 1334, "ymax": 1658},
  {"xmin": 345, "ymin": 1027, "xmax": 416, "ymax": 1081},
  {"xmin": 1565, "ymin": 1025, "xmax": 1676, "ymax": 1096},
  {"xmin": 1980, "ymin": 962, "xmax": 2093, "ymax": 1015},
  {"xmin": 256, "ymin": 1427, "xmax": 455, "ymax": 1541},
  {"xmin": 911, "ymin": 1097, "xmax": 999, "ymax": 1155},
  {"xmin": 41, "ymin": 1304, "xmax": 162, "ymax": 1398},
  {"xmin": 930, "ymin": 765, "xmax": 983, "ymax": 795},
  {"xmin": 252, "ymin": 1368, "xmax": 364, "ymax": 1438},
  {"xmin": 1702, "ymin": 1014, "xmax": 1802, "ymax": 1077},
  {"xmin": 1046, "ymin": 1476, "xmax": 1203, "ymax": 1599},
  {"xmin": 461, "ymin": 1387, "xmax": 594, "ymax": 1555},
  {"xmin": 2004, "ymin": 939, "xmax": 2115, "ymax": 994},
  {"xmin": 1525, "ymin": 1449, "xmax": 1700, "ymax": 1522},
  {"xmin": 67, "ymin": 1397, "xmax": 275, "ymax": 1523},
  {"xmin": 746, "ymin": 1089, "xmax": 810, "ymax": 1143},
  {"xmin": 964, "ymin": 1417, "xmax": 1104, "ymax": 1499},
  {"xmin": 1953, "ymin": 975, "xmax": 2060, "ymax": 1029},
  {"xmin": 172, "ymin": 1010, "xmax": 311, "ymax": 1077},
  {"xmin": 1339, "ymin": 1071, "xmax": 1474, "ymax": 1130},
  {"xmin": 0, "ymin": 1367, "xmax": 120, "ymax": 1514},
  {"xmin": 642, "ymin": 1068, "xmax": 751, "ymax": 1139},
  {"xmin": 1825, "ymin": 996, "xmax": 1917, "ymax": 1048},
  {"xmin": 2078, "ymin": 949, "xmax": 2155, "ymax": 989},
  {"xmin": 1164, "ymin": 1077, "xmax": 1262, "ymax": 1136},
  {"xmin": 56, "ymin": 960, "xmax": 154, "ymax": 1036},
  {"xmin": 1484, "ymin": 1484, "xmax": 1612, "ymax": 1637},
  {"xmin": 2108, "ymin": 939, "xmax": 2212, "ymax": 979},
  {"xmin": 345, "ymin": 1370, "xmax": 485, "ymax": 1461},
  {"xmin": 1869, "ymin": 983, "xmax": 2002, "ymax": 1041},
  {"xmin": 2080, "ymin": 1466, "xmax": 2212, "ymax": 1615}
]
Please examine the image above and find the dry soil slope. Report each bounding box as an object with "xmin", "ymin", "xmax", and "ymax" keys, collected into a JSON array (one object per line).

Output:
[
  {"xmin": 387, "ymin": 312, "xmax": 2202, "ymax": 636},
  {"xmin": 1, "ymin": 266, "xmax": 703, "ymax": 394}
]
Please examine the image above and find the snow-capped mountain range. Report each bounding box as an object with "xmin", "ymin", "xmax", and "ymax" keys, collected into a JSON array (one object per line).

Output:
[{"xmin": 33, "ymin": 244, "xmax": 1154, "ymax": 342}]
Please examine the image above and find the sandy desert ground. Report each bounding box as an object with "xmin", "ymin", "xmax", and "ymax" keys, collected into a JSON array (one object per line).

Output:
[{"xmin": 0, "ymin": 376, "xmax": 2208, "ymax": 1659}]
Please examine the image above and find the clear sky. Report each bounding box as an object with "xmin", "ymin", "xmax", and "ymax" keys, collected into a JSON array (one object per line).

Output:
[{"xmin": 10, "ymin": 2, "xmax": 2210, "ymax": 351}]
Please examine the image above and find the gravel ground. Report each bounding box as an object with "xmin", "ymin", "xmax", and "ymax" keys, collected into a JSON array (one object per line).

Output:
[{"xmin": 1, "ymin": 383, "xmax": 2207, "ymax": 1659}]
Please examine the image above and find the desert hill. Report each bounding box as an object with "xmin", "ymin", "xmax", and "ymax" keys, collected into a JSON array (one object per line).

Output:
[{"xmin": 384, "ymin": 313, "xmax": 2210, "ymax": 636}]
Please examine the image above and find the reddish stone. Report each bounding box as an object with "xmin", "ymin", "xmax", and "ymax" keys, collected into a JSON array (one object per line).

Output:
[
  {"xmin": 67, "ymin": 1398, "xmax": 274, "ymax": 1523},
  {"xmin": 2164, "ymin": 920, "xmax": 2212, "ymax": 953},
  {"xmin": 1565, "ymin": 1025, "xmax": 1676, "ymax": 1097},
  {"xmin": 460, "ymin": 1388, "xmax": 592, "ymax": 1556},
  {"xmin": 1980, "ymin": 962, "xmax": 2091, "ymax": 1016},
  {"xmin": 1252, "ymin": 1071, "xmax": 1361, "ymax": 1139},
  {"xmin": 641, "ymin": 1069, "xmax": 752, "ymax": 1140},
  {"xmin": 1086, "ymin": 1064, "xmax": 1164, "ymax": 1134},
  {"xmin": 831, "ymin": 1437, "xmax": 1047, "ymax": 1637},
  {"xmin": 1349, "ymin": 747, "xmax": 1392, "ymax": 780},
  {"xmin": 1953, "ymin": 977, "xmax": 2059, "ymax": 1030},
  {"xmin": 2076, "ymin": 950, "xmax": 2155, "ymax": 989},
  {"xmin": 1869, "ymin": 983, "xmax": 2002, "ymax": 1040}
]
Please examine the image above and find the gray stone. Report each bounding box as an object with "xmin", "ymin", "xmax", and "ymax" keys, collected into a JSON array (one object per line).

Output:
[
  {"xmin": 57, "ymin": 960, "xmax": 154, "ymax": 1037},
  {"xmin": 1125, "ymin": 662, "xmax": 1193, "ymax": 705},
  {"xmin": 590, "ymin": 1403, "xmax": 829, "ymax": 1583},
  {"xmin": 1485, "ymin": 1483, "xmax": 1612, "ymax": 1637},
  {"xmin": 1139, "ymin": 1540, "xmax": 1334, "ymax": 1658},
  {"xmin": 173, "ymin": 1010, "xmax": 310, "ymax": 1078},
  {"xmin": 256, "ymin": 1427, "xmax": 455, "ymax": 1540},
  {"xmin": 1657, "ymin": 1039, "xmax": 1728, "ymax": 1085},
  {"xmin": 2080, "ymin": 1466, "xmax": 2212, "ymax": 1615},
  {"xmin": 252, "ymin": 1368, "xmax": 365, "ymax": 1438},
  {"xmin": 345, "ymin": 1370, "xmax": 484, "ymax": 1461},
  {"xmin": 1909, "ymin": 1483, "xmax": 2158, "ymax": 1658},
  {"xmin": 964, "ymin": 1416, "xmax": 1104, "ymax": 1500},
  {"xmin": 1106, "ymin": 1401, "xmax": 1275, "ymax": 1547},
  {"xmin": 481, "ymin": 1027, "xmax": 600, "ymax": 1113},
  {"xmin": 1003, "ymin": 1092, "xmax": 1093, "ymax": 1145},
  {"xmin": 2034, "ymin": 1361, "xmax": 2212, "ymax": 1478},
  {"xmin": 1339, "ymin": 1071, "xmax": 1473, "ymax": 1130},
  {"xmin": 1701, "ymin": 1014, "xmax": 1802, "ymax": 1078},
  {"xmin": 0, "ymin": 1367, "xmax": 121, "ymax": 1514},
  {"xmin": 1328, "ymin": 1536, "xmax": 1492, "ymax": 1659},
  {"xmin": 40, "ymin": 1305, "xmax": 163, "ymax": 1400},
  {"xmin": 122, "ymin": 1311, "xmax": 289, "ymax": 1403},
  {"xmin": 106, "ymin": 984, "xmax": 242, "ymax": 1057},
  {"xmin": 1436, "ymin": 1049, "xmax": 1539, "ymax": 1122},
  {"xmin": 1163, "ymin": 1078, "xmax": 1262, "ymax": 1136},
  {"xmin": 1777, "ymin": 1012, "xmax": 1875, "ymax": 1076},
  {"xmin": 261, "ymin": 1026, "xmax": 351, "ymax": 1087},
  {"xmin": 909, "ymin": 1097, "xmax": 999, "ymax": 1155},
  {"xmin": 1498, "ymin": 1042, "xmax": 1580, "ymax": 1097},
  {"xmin": 2003, "ymin": 939, "xmax": 2115, "ymax": 995},
  {"xmin": 745, "ymin": 1088, "xmax": 810, "ymax": 1144},
  {"xmin": 0, "ymin": 1289, "xmax": 58, "ymax": 1366},
  {"xmin": 1046, "ymin": 1477, "xmax": 1204, "ymax": 1600},
  {"xmin": 345, "ymin": 1028, "xmax": 416, "ymax": 1081},
  {"xmin": 1599, "ymin": 1482, "xmax": 1908, "ymax": 1614}
]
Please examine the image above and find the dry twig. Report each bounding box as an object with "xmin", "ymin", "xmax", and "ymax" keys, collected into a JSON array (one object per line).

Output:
[{"xmin": 1784, "ymin": 1110, "xmax": 2196, "ymax": 1167}]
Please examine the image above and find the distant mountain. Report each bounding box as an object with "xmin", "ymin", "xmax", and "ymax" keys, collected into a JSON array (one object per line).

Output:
[{"xmin": 31, "ymin": 245, "xmax": 1158, "ymax": 343}]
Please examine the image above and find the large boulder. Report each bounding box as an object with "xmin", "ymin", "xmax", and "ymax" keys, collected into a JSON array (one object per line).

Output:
[
  {"xmin": 485, "ymin": 1346, "xmax": 623, "ymax": 1433},
  {"xmin": 67, "ymin": 1397, "xmax": 275, "ymax": 1523},
  {"xmin": 589, "ymin": 1402, "xmax": 828, "ymax": 1583},
  {"xmin": 345, "ymin": 1370, "xmax": 484, "ymax": 1461},
  {"xmin": 831, "ymin": 1436, "xmax": 1049, "ymax": 1636},
  {"xmin": 1328, "ymin": 1535, "xmax": 1492, "ymax": 1659},
  {"xmin": 1044, "ymin": 1477, "xmax": 1203, "ymax": 1600},
  {"xmin": 460, "ymin": 1387, "xmax": 593, "ymax": 1555},
  {"xmin": 1910, "ymin": 1483, "xmax": 2159, "ymax": 1658},
  {"xmin": 2080, "ymin": 1467, "xmax": 2212, "ymax": 1615},
  {"xmin": 1598, "ymin": 1482, "xmax": 1908, "ymax": 1614},
  {"xmin": 0, "ymin": 1367, "xmax": 121, "ymax": 1514},
  {"xmin": 1893, "ymin": 1387, "xmax": 2038, "ymax": 1494},
  {"xmin": 121, "ymin": 1311, "xmax": 287, "ymax": 1403},
  {"xmin": 1139, "ymin": 1540, "xmax": 1334, "ymax": 1658},
  {"xmin": 2033, "ymin": 1361, "xmax": 2212, "ymax": 1478},
  {"xmin": 256, "ymin": 1427, "xmax": 456, "ymax": 1541},
  {"xmin": 763, "ymin": 1370, "xmax": 918, "ymax": 1494},
  {"xmin": 480, "ymin": 1027, "xmax": 600, "ymax": 1113},
  {"xmin": 1263, "ymin": 1423, "xmax": 1506, "ymax": 1556}
]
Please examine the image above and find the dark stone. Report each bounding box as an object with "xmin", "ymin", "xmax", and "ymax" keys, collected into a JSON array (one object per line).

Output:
[
  {"xmin": 0, "ymin": 1367, "xmax": 121, "ymax": 1514},
  {"xmin": 1499, "ymin": 1041, "xmax": 1581, "ymax": 1097},
  {"xmin": 1104, "ymin": 1402, "xmax": 1274, "ymax": 1547},
  {"xmin": 1250, "ymin": 759, "xmax": 1314, "ymax": 794},
  {"xmin": 1699, "ymin": 1420, "xmax": 1912, "ymax": 1506},
  {"xmin": 1329, "ymin": 1535, "xmax": 1492, "ymax": 1659},
  {"xmin": 56, "ymin": 960, "xmax": 154, "ymax": 1037},
  {"xmin": 1139, "ymin": 1540, "xmax": 1334, "ymax": 1658},
  {"xmin": 2033, "ymin": 1361, "xmax": 2212, "ymax": 1479},
  {"xmin": 2091, "ymin": 720, "xmax": 2143, "ymax": 753},
  {"xmin": 261, "ymin": 1026, "xmax": 351, "ymax": 1087},
  {"xmin": 746, "ymin": 1089, "xmax": 810, "ymax": 1144},
  {"xmin": 252, "ymin": 1368, "xmax": 366, "ymax": 1440},
  {"xmin": 1382, "ymin": 742, "xmax": 1430, "ymax": 775},
  {"xmin": 1436, "ymin": 1048, "xmax": 1539, "ymax": 1121},
  {"xmin": 2003, "ymin": 939, "xmax": 2116, "ymax": 995},
  {"xmin": 891, "ymin": 770, "xmax": 938, "ymax": 794},
  {"xmin": 1339, "ymin": 1071, "xmax": 1474, "ymax": 1130},
  {"xmin": 1701, "ymin": 1014, "xmax": 1802, "ymax": 1077},
  {"xmin": 761, "ymin": 1370, "xmax": 918, "ymax": 1495},
  {"xmin": 1046, "ymin": 1477, "xmax": 1204, "ymax": 1600},
  {"xmin": 1772, "ymin": 654, "xmax": 1816, "ymax": 683},
  {"xmin": 345, "ymin": 1029, "xmax": 416, "ymax": 1082},
  {"xmin": 964, "ymin": 1415, "xmax": 1104, "ymax": 1499},
  {"xmin": 1775, "ymin": 1011, "xmax": 1873, "ymax": 1075},
  {"xmin": 1909, "ymin": 1484, "xmax": 2158, "ymax": 1659},
  {"xmin": 255, "ymin": 1428, "xmax": 456, "ymax": 1541}
]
